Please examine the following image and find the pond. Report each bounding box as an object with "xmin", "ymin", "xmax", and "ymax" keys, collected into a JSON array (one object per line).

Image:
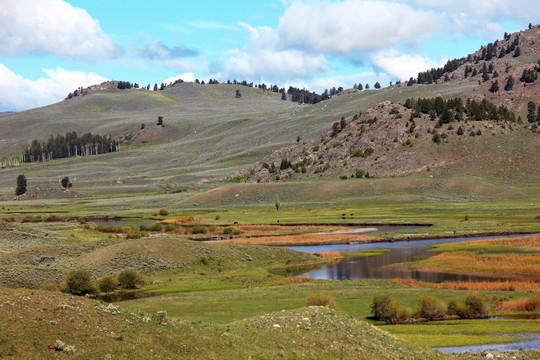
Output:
[{"xmin": 288, "ymin": 233, "xmax": 537, "ymax": 282}]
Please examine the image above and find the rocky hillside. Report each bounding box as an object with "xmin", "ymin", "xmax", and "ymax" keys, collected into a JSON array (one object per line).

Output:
[
  {"xmin": 414, "ymin": 26, "xmax": 540, "ymax": 112},
  {"xmin": 242, "ymin": 98, "xmax": 538, "ymax": 182}
]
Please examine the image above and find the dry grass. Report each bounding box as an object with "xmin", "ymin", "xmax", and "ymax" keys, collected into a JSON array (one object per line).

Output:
[
  {"xmin": 218, "ymin": 233, "xmax": 373, "ymax": 246},
  {"xmin": 280, "ymin": 276, "xmax": 315, "ymax": 284},
  {"xmin": 408, "ymin": 251, "xmax": 540, "ymax": 277},
  {"xmin": 497, "ymin": 296, "xmax": 540, "ymax": 312},
  {"xmin": 314, "ymin": 251, "xmax": 342, "ymax": 259},
  {"xmin": 468, "ymin": 234, "xmax": 540, "ymax": 252},
  {"xmin": 391, "ymin": 278, "xmax": 540, "ymax": 292}
]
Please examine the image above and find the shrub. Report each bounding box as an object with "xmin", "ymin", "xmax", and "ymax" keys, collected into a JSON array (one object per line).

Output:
[
  {"xmin": 417, "ymin": 294, "xmax": 448, "ymax": 320},
  {"xmin": 98, "ymin": 275, "xmax": 118, "ymax": 293},
  {"xmin": 164, "ymin": 224, "xmax": 176, "ymax": 232},
  {"xmin": 65, "ymin": 269, "xmax": 95, "ymax": 295},
  {"xmin": 370, "ymin": 295, "xmax": 412, "ymax": 324},
  {"xmin": 191, "ymin": 225, "xmax": 208, "ymax": 234},
  {"xmin": 159, "ymin": 208, "xmax": 169, "ymax": 216},
  {"xmin": 125, "ymin": 231, "xmax": 141, "ymax": 239},
  {"xmin": 306, "ymin": 293, "xmax": 338, "ymax": 309},
  {"xmin": 41, "ymin": 282, "xmax": 58, "ymax": 292},
  {"xmin": 118, "ymin": 269, "xmax": 144, "ymax": 289},
  {"xmin": 149, "ymin": 223, "xmax": 162, "ymax": 232},
  {"xmin": 464, "ymin": 291, "xmax": 490, "ymax": 318}
]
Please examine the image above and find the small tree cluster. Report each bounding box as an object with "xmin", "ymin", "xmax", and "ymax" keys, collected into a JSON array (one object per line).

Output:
[{"xmin": 64, "ymin": 268, "xmax": 144, "ymax": 295}]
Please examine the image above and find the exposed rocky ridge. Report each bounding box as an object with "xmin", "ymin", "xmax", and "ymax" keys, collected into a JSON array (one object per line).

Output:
[{"xmin": 242, "ymin": 100, "xmax": 534, "ymax": 182}]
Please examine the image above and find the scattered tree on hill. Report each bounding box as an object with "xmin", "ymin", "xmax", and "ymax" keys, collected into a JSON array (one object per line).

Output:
[
  {"xmin": 374, "ymin": 81, "xmax": 381, "ymax": 89},
  {"xmin": 520, "ymin": 68, "xmax": 538, "ymax": 83},
  {"xmin": 153, "ymin": 83, "xmax": 158, "ymax": 91},
  {"xmin": 160, "ymin": 83, "xmax": 165, "ymax": 90},
  {"xmin": 527, "ymin": 101, "xmax": 537, "ymax": 123},
  {"xmin": 513, "ymin": 46, "xmax": 521, "ymax": 57},
  {"xmin": 235, "ymin": 89, "xmax": 242, "ymax": 98},
  {"xmin": 141, "ymin": 123, "xmax": 145, "ymax": 130},
  {"xmin": 489, "ymin": 80, "xmax": 499, "ymax": 93},
  {"xmin": 365, "ymin": 83, "xmax": 370, "ymax": 89},
  {"xmin": 15, "ymin": 174, "xmax": 27, "ymax": 195},
  {"xmin": 157, "ymin": 116, "xmax": 164, "ymax": 126},
  {"xmin": 504, "ymin": 76, "xmax": 515, "ymax": 90},
  {"xmin": 61, "ymin": 176, "xmax": 72, "ymax": 189},
  {"xmin": 281, "ymin": 91, "xmax": 287, "ymax": 101},
  {"xmin": 275, "ymin": 199, "xmax": 282, "ymax": 212}
]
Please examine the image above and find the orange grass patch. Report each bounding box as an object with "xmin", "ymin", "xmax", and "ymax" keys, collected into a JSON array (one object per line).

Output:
[
  {"xmin": 497, "ymin": 296, "xmax": 540, "ymax": 312},
  {"xmin": 409, "ymin": 251, "xmax": 540, "ymax": 277},
  {"xmin": 281, "ymin": 276, "xmax": 316, "ymax": 284},
  {"xmin": 218, "ymin": 233, "xmax": 373, "ymax": 246},
  {"xmin": 236, "ymin": 224, "xmax": 350, "ymax": 235},
  {"xmin": 314, "ymin": 251, "xmax": 342, "ymax": 259},
  {"xmin": 391, "ymin": 278, "xmax": 540, "ymax": 292},
  {"xmin": 461, "ymin": 234, "xmax": 540, "ymax": 252}
]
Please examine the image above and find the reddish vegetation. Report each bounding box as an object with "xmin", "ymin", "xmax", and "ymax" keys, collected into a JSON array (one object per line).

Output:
[
  {"xmin": 391, "ymin": 278, "xmax": 540, "ymax": 292},
  {"xmin": 218, "ymin": 233, "xmax": 373, "ymax": 246},
  {"xmin": 314, "ymin": 251, "xmax": 342, "ymax": 259},
  {"xmin": 497, "ymin": 296, "xmax": 540, "ymax": 312}
]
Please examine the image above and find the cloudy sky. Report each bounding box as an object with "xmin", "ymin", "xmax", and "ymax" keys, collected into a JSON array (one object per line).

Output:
[{"xmin": 0, "ymin": 0, "xmax": 538, "ymax": 111}]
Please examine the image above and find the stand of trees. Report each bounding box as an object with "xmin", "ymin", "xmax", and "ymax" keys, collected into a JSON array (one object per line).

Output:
[
  {"xmin": 23, "ymin": 132, "xmax": 119, "ymax": 163},
  {"xmin": 404, "ymin": 96, "xmax": 516, "ymax": 123}
]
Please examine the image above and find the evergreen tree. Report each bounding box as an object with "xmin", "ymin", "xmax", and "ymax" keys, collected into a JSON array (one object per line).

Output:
[
  {"xmin": 504, "ymin": 76, "xmax": 514, "ymax": 91},
  {"xmin": 281, "ymin": 91, "xmax": 287, "ymax": 101},
  {"xmin": 157, "ymin": 116, "xmax": 164, "ymax": 126},
  {"xmin": 357, "ymin": 83, "xmax": 363, "ymax": 91},
  {"xmin": 15, "ymin": 174, "xmax": 27, "ymax": 195},
  {"xmin": 489, "ymin": 80, "xmax": 499, "ymax": 93},
  {"xmin": 527, "ymin": 101, "xmax": 536, "ymax": 123},
  {"xmin": 235, "ymin": 89, "xmax": 242, "ymax": 98},
  {"xmin": 153, "ymin": 83, "xmax": 158, "ymax": 91},
  {"xmin": 61, "ymin": 176, "xmax": 72, "ymax": 189},
  {"xmin": 513, "ymin": 46, "xmax": 521, "ymax": 57},
  {"xmin": 374, "ymin": 82, "xmax": 381, "ymax": 89}
]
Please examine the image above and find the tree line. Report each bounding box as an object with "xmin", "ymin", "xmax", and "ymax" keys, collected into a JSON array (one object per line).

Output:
[
  {"xmin": 23, "ymin": 132, "xmax": 119, "ymax": 163},
  {"xmin": 404, "ymin": 96, "xmax": 517, "ymax": 123}
]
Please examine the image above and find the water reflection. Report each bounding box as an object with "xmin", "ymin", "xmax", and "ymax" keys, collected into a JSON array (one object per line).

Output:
[{"xmin": 289, "ymin": 234, "xmax": 537, "ymax": 282}]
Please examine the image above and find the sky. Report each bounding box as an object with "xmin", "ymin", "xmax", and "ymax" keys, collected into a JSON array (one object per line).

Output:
[{"xmin": 0, "ymin": 0, "xmax": 538, "ymax": 112}]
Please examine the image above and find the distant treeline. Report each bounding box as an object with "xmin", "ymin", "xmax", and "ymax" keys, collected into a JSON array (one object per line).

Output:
[
  {"xmin": 404, "ymin": 97, "xmax": 517, "ymax": 123},
  {"xmin": 23, "ymin": 132, "xmax": 118, "ymax": 163}
]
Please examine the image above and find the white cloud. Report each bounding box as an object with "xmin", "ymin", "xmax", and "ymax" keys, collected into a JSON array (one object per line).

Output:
[
  {"xmin": 0, "ymin": 0, "xmax": 121, "ymax": 59},
  {"xmin": 277, "ymin": 0, "xmax": 440, "ymax": 53},
  {"xmin": 371, "ymin": 49, "xmax": 445, "ymax": 80},
  {"xmin": 308, "ymin": 71, "xmax": 391, "ymax": 93},
  {"xmin": 163, "ymin": 73, "xmax": 197, "ymax": 85},
  {"xmin": 0, "ymin": 65, "xmax": 107, "ymax": 111}
]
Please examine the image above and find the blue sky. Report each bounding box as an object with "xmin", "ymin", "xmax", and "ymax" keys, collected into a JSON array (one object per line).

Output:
[{"xmin": 0, "ymin": 0, "xmax": 538, "ymax": 111}]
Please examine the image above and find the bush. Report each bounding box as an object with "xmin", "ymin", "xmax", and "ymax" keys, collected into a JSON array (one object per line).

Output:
[
  {"xmin": 98, "ymin": 275, "xmax": 118, "ymax": 293},
  {"xmin": 65, "ymin": 269, "xmax": 95, "ymax": 295},
  {"xmin": 370, "ymin": 295, "xmax": 412, "ymax": 324},
  {"xmin": 417, "ymin": 294, "xmax": 448, "ymax": 320},
  {"xmin": 306, "ymin": 293, "xmax": 338, "ymax": 309},
  {"xmin": 118, "ymin": 269, "xmax": 144, "ymax": 289},
  {"xmin": 164, "ymin": 224, "xmax": 176, "ymax": 232},
  {"xmin": 41, "ymin": 282, "xmax": 58, "ymax": 292},
  {"xmin": 149, "ymin": 223, "xmax": 162, "ymax": 232},
  {"xmin": 159, "ymin": 208, "xmax": 169, "ymax": 216},
  {"xmin": 464, "ymin": 291, "xmax": 490, "ymax": 318},
  {"xmin": 191, "ymin": 225, "xmax": 208, "ymax": 234}
]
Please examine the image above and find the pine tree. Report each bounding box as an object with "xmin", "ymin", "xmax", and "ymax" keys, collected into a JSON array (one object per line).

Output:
[
  {"xmin": 489, "ymin": 80, "xmax": 499, "ymax": 93},
  {"xmin": 513, "ymin": 46, "xmax": 521, "ymax": 57},
  {"xmin": 504, "ymin": 76, "xmax": 514, "ymax": 91},
  {"xmin": 527, "ymin": 101, "xmax": 536, "ymax": 123},
  {"xmin": 15, "ymin": 174, "xmax": 27, "ymax": 195},
  {"xmin": 374, "ymin": 82, "xmax": 381, "ymax": 89}
]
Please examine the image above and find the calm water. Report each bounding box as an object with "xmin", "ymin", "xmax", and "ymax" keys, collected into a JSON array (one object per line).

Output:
[
  {"xmin": 435, "ymin": 333, "xmax": 540, "ymax": 353},
  {"xmin": 289, "ymin": 233, "xmax": 537, "ymax": 282}
]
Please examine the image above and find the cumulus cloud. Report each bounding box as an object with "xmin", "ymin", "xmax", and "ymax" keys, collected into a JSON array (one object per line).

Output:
[
  {"xmin": 163, "ymin": 73, "xmax": 197, "ymax": 85},
  {"xmin": 0, "ymin": 0, "xmax": 121, "ymax": 59},
  {"xmin": 218, "ymin": 22, "xmax": 327, "ymax": 82},
  {"xmin": 371, "ymin": 49, "xmax": 445, "ymax": 80},
  {"xmin": 0, "ymin": 65, "xmax": 107, "ymax": 111},
  {"xmin": 277, "ymin": 0, "xmax": 439, "ymax": 53}
]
